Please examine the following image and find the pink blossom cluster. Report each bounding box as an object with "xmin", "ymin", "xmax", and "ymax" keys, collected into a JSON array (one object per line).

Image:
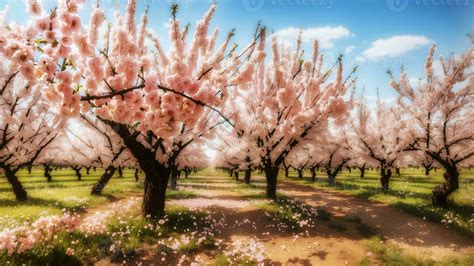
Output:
[
  {"xmin": 79, "ymin": 197, "xmax": 141, "ymax": 235},
  {"xmin": 223, "ymin": 238, "xmax": 267, "ymax": 265},
  {"xmin": 169, "ymin": 198, "xmax": 260, "ymax": 210},
  {"xmin": 0, "ymin": 212, "xmax": 79, "ymax": 255}
]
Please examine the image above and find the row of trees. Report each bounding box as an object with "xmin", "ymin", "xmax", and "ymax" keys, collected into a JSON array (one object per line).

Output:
[
  {"xmin": 216, "ymin": 41, "xmax": 473, "ymax": 206},
  {"xmin": 0, "ymin": 0, "xmax": 472, "ymax": 220}
]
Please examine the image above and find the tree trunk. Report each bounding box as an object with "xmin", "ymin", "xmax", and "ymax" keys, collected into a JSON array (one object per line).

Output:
[
  {"xmin": 134, "ymin": 168, "xmax": 139, "ymax": 182},
  {"xmin": 86, "ymin": 167, "xmax": 91, "ymax": 175},
  {"xmin": 118, "ymin": 166, "xmax": 123, "ymax": 178},
  {"xmin": 27, "ymin": 165, "xmax": 33, "ymax": 174},
  {"xmin": 244, "ymin": 169, "xmax": 251, "ymax": 184},
  {"xmin": 284, "ymin": 167, "xmax": 289, "ymax": 178},
  {"xmin": 142, "ymin": 166, "xmax": 170, "ymax": 219},
  {"xmin": 297, "ymin": 169, "xmax": 303, "ymax": 179},
  {"xmin": 424, "ymin": 166, "xmax": 431, "ymax": 176},
  {"xmin": 91, "ymin": 166, "xmax": 116, "ymax": 195},
  {"xmin": 310, "ymin": 167, "xmax": 317, "ymax": 182},
  {"xmin": 359, "ymin": 166, "xmax": 366, "ymax": 178},
  {"xmin": 185, "ymin": 169, "xmax": 190, "ymax": 178},
  {"xmin": 234, "ymin": 171, "xmax": 239, "ymax": 181},
  {"xmin": 93, "ymin": 166, "xmax": 97, "ymax": 172},
  {"xmin": 431, "ymin": 170, "xmax": 459, "ymax": 206},
  {"xmin": 328, "ymin": 174, "xmax": 336, "ymax": 186},
  {"xmin": 170, "ymin": 167, "xmax": 178, "ymax": 190},
  {"xmin": 347, "ymin": 167, "xmax": 352, "ymax": 173},
  {"xmin": 74, "ymin": 167, "xmax": 82, "ymax": 181},
  {"xmin": 264, "ymin": 166, "xmax": 279, "ymax": 199},
  {"xmin": 380, "ymin": 168, "xmax": 392, "ymax": 192},
  {"xmin": 229, "ymin": 169, "xmax": 233, "ymax": 177},
  {"xmin": 4, "ymin": 167, "xmax": 27, "ymax": 201},
  {"xmin": 44, "ymin": 164, "xmax": 52, "ymax": 182},
  {"xmin": 326, "ymin": 168, "xmax": 336, "ymax": 186},
  {"xmin": 395, "ymin": 167, "xmax": 401, "ymax": 176}
]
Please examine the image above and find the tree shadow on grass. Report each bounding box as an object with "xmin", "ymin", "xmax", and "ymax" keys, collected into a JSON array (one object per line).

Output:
[
  {"xmin": 0, "ymin": 197, "xmax": 81, "ymax": 211},
  {"xmin": 0, "ymin": 183, "xmax": 99, "ymax": 193}
]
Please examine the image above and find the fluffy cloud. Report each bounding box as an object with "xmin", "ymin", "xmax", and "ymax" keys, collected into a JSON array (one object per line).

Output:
[
  {"xmin": 344, "ymin": 45, "xmax": 356, "ymax": 54},
  {"xmin": 274, "ymin": 26, "xmax": 352, "ymax": 49},
  {"xmin": 361, "ymin": 35, "xmax": 432, "ymax": 60}
]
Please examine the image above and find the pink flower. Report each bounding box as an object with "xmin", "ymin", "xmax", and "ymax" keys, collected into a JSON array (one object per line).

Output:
[
  {"xmin": 87, "ymin": 56, "xmax": 104, "ymax": 81},
  {"xmin": 43, "ymin": 30, "xmax": 56, "ymax": 43},
  {"xmin": 34, "ymin": 16, "xmax": 50, "ymax": 31},
  {"xmin": 27, "ymin": 0, "xmax": 43, "ymax": 16},
  {"xmin": 66, "ymin": 248, "xmax": 75, "ymax": 256},
  {"xmin": 69, "ymin": 15, "xmax": 81, "ymax": 32}
]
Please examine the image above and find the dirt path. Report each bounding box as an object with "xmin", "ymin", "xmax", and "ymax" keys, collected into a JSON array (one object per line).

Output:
[
  {"xmin": 155, "ymin": 175, "xmax": 372, "ymax": 265},
  {"xmin": 86, "ymin": 173, "xmax": 474, "ymax": 265},
  {"xmin": 278, "ymin": 179, "xmax": 474, "ymax": 251}
]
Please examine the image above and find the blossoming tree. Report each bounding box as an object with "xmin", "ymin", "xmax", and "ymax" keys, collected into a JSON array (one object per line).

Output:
[
  {"xmin": 0, "ymin": 0, "xmax": 263, "ymax": 218},
  {"xmin": 227, "ymin": 33, "xmax": 353, "ymax": 198},
  {"xmin": 351, "ymin": 94, "xmax": 407, "ymax": 191},
  {"xmin": 0, "ymin": 8, "xmax": 58, "ymax": 200},
  {"xmin": 389, "ymin": 44, "xmax": 473, "ymax": 205}
]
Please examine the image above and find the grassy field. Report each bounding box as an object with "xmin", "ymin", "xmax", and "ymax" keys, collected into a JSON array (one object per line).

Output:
[
  {"xmin": 1, "ymin": 167, "xmax": 473, "ymax": 234},
  {"xmin": 282, "ymin": 167, "xmax": 474, "ymax": 234},
  {"xmin": 0, "ymin": 168, "xmax": 145, "ymax": 228}
]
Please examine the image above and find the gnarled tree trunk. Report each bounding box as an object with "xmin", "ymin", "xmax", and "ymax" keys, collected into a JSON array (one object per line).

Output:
[
  {"xmin": 142, "ymin": 165, "xmax": 170, "ymax": 219},
  {"xmin": 4, "ymin": 167, "xmax": 27, "ymax": 201},
  {"xmin": 91, "ymin": 166, "xmax": 116, "ymax": 195},
  {"xmin": 432, "ymin": 170, "xmax": 459, "ymax": 206}
]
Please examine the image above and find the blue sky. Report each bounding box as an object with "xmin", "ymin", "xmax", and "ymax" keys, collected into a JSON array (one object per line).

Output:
[{"xmin": 2, "ymin": 0, "xmax": 473, "ymax": 99}]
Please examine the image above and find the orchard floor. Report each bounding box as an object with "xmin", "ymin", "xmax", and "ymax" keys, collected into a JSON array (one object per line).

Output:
[
  {"xmin": 1, "ymin": 169, "xmax": 473, "ymax": 265},
  {"xmin": 92, "ymin": 170, "xmax": 472, "ymax": 265}
]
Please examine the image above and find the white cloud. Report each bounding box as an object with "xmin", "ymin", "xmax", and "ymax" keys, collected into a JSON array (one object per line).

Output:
[
  {"xmin": 361, "ymin": 35, "xmax": 432, "ymax": 60},
  {"xmin": 344, "ymin": 45, "xmax": 356, "ymax": 54},
  {"xmin": 274, "ymin": 26, "xmax": 352, "ymax": 49}
]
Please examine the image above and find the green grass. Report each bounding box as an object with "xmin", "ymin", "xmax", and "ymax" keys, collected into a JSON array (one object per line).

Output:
[
  {"xmin": 283, "ymin": 168, "xmax": 474, "ymax": 234},
  {"xmin": 0, "ymin": 168, "xmax": 146, "ymax": 227},
  {"xmin": 363, "ymin": 236, "xmax": 474, "ymax": 265}
]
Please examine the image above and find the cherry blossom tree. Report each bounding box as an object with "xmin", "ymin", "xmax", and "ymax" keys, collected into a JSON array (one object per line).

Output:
[
  {"xmin": 351, "ymin": 94, "xmax": 407, "ymax": 191},
  {"xmin": 78, "ymin": 115, "xmax": 134, "ymax": 195},
  {"xmin": 389, "ymin": 44, "xmax": 473, "ymax": 205},
  {"xmin": 319, "ymin": 129, "xmax": 353, "ymax": 186},
  {"xmin": 0, "ymin": 9, "xmax": 58, "ymax": 199},
  {"xmin": 175, "ymin": 144, "xmax": 210, "ymax": 179},
  {"xmin": 227, "ymin": 33, "xmax": 354, "ymax": 198},
  {"xmin": 216, "ymin": 132, "xmax": 260, "ymax": 184},
  {"xmin": 0, "ymin": 0, "xmax": 261, "ymax": 218}
]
